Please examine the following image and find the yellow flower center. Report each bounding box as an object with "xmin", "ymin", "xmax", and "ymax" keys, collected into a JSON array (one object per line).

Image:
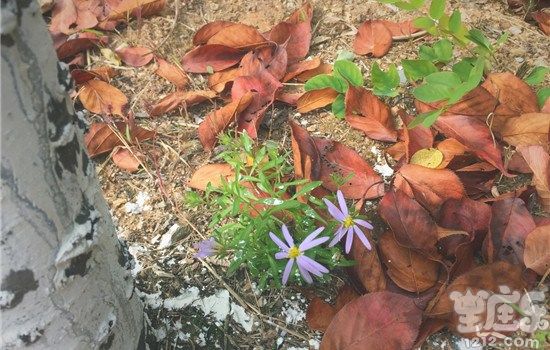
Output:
[
  {"xmin": 287, "ymin": 246, "xmax": 301, "ymax": 259},
  {"xmin": 343, "ymin": 216, "xmax": 354, "ymax": 228}
]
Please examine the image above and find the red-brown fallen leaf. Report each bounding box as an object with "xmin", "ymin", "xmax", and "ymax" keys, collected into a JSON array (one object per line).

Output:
[
  {"xmin": 187, "ymin": 163, "xmax": 235, "ymax": 190},
  {"xmin": 115, "ymin": 46, "xmax": 153, "ymax": 67},
  {"xmin": 71, "ymin": 66, "xmax": 117, "ymax": 84},
  {"xmin": 198, "ymin": 93, "xmax": 255, "ymax": 151},
  {"xmin": 148, "ymin": 90, "xmax": 216, "ymax": 117},
  {"xmin": 208, "ymin": 67, "xmax": 242, "ymax": 93},
  {"xmin": 84, "ymin": 122, "xmax": 155, "ymax": 157},
  {"xmin": 394, "ymin": 164, "xmax": 465, "ymax": 214},
  {"xmin": 78, "ymin": 79, "xmax": 128, "ymax": 116},
  {"xmin": 379, "ymin": 189, "xmax": 440, "ymax": 259},
  {"xmin": 206, "ymin": 23, "xmax": 269, "ymax": 50},
  {"xmin": 416, "ymin": 100, "xmax": 509, "ymax": 175},
  {"xmin": 231, "ymin": 68, "xmax": 283, "ymax": 138},
  {"xmin": 507, "ymin": 151, "xmax": 533, "ymax": 174},
  {"xmin": 295, "ymin": 63, "xmax": 333, "ymax": 82},
  {"xmin": 483, "ymin": 198, "xmax": 536, "ymax": 266},
  {"xmin": 542, "ymin": 96, "xmax": 550, "ymax": 113},
  {"xmin": 306, "ymin": 285, "xmax": 360, "ymax": 332},
  {"xmin": 500, "ymin": 113, "xmax": 550, "ymax": 150},
  {"xmin": 320, "ymin": 292, "xmax": 422, "ymax": 350},
  {"xmin": 349, "ymin": 235, "xmax": 387, "ymax": 293},
  {"xmin": 181, "ymin": 44, "xmax": 245, "ymax": 73},
  {"xmin": 379, "ymin": 20, "xmax": 421, "ymax": 38},
  {"xmin": 112, "ymin": 147, "xmax": 142, "ymax": 172},
  {"xmin": 436, "ymin": 138, "xmax": 467, "ymax": 169},
  {"xmin": 532, "ymin": 10, "xmax": 550, "ymax": 35},
  {"xmin": 275, "ymin": 91, "xmax": 303, "ymax": 105},
  {"xmin": 413, "ymin": 319, "xmax": 447, "ymax": 349},
  {"xmin": 353, "ymin": 20, "xmax": 393, "ymax": 57},
  {"xmin": 56, "ymin": 37, "xmax": 98, "ymax": 61},
  {"xmin": 49, "ymin": 0, "xmax": 100, "ymax": 34},
  {"xmin": 426, "ymin": 261, "xmax": 527, "ymax": 337},
  {"xmin": 283, "ymin": 57, "xmax": 321, "ymax": 82},
  {"xmin": 397, "ymin": 110, "xmax": 434, "ymax": 162},
  {"xmin": 297, "ymin": 88, "xmax": 339, "ymax": 113},
  {"xmin": 154, "ymin": 58, "xmax": 188, "ymax": 89},
  {"xmin": 104, "ymin": 0, "xmax": 164, "ymax": 21},
  {"xmin": 266, "ymin": 2, "xmax": 313, "ymax": 62},
  {"xmin": 524, "ymin": 225, "xmax": 550, "ymax": 275},
  {"xmin": 193, "ymin": 20, "xmax": 236, "ymax": 45},
  {"xmin": 316, "ymin": 138, "xmax": 385, "ymax": 199},
  {"xmin": 438, "ymin": 197, "xmax": 491, "ymax": 241},
  {"xmin": 379, "ymin": 231, "xmax": 440, "ymax": 293},
  {"xmin": 518, "ymin": 145, "xmax": 550, "ymax": 212},
  {"xmin": 345, "ymin": 86, "xmax": 397, "ymax": 142}
]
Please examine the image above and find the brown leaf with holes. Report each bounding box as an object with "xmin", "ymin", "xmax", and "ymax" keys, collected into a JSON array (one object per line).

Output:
[
  {"xmin": 524, "ymin": 225, "xmax": 550, "ymax": 275},
  {"xmin": 187, "ymin": 163, "xmax": 235, "ymax": 190},
  {"xmin": 148, "ymin": 90, "xmax": 216, "ymax": 117},
  {"xmin": 181, "ymin": 45, "xmax": 245, "ymax": 73},
  {"xmin": 353, "ymin": 20, "xmax": 393, "ymax": 57},
  {"xmin": 518, "ymin": 145, "xmax": 550, "ymax": 212},
  {"xmin": 394, "ymin": 164, "xmax": 465, "ymax": 214},
  {"xmin": 500, "ymin": 113, "xmax": 550, "ymax": 150},
  {"xmin": 320, "ymin": 292, "xmax": 422, "ymax": 350},
  {"xmin": 198, "ymin": 93, "xmax": 254, "ymax": 151},
  {"xmin": 154, "ymin": 58, "xmax": 188, "ymax": 89},
  {"xmin": 84, "ymin": 122, "xmax": 155, "ymax": 157},
  {"xmin": 112, "ymin": 147, "xmax": 142, "ymax": 172},
  {"xmin": 297, "ymin": 88, "xmax": 339, "ymax": 113},
  {"xmin": 115, "ymin": 46, "xmax": 153, "ymax": 67},
  {"xmin": 345, "ymin": 86, "xmax": 397, "ymax": 142},
  {"xmin": 349, "ymin": 235, "xmax": 387, "ymax": 292},
  {"xmin": 379, "ymin": 189, "xmax": 440, "ymax": 259},
  {"xmin": 379, "ymin": 231, "xmax": 440, "ymax": 293},
  {"xmin": 78, "ymin": 79, "xmax": 128, "ymax": 116}
]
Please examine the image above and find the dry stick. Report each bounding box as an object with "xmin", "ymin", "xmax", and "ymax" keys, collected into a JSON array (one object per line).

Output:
[
  {"xmin": 107, "ymin": 123, "xmax": 155, "ymax": 178},
  {"xmin": 392, "ymin": 30, "xmax": 428, "ymax": 41},
  {"xmin": 150, "ymin": 0, "xmax": 180, "ymax": 53}
]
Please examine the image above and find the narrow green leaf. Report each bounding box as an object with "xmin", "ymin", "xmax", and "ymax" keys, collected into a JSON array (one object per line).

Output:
[
  {"xmin": 537, "ymin": 87, "xmax": 550, "ymax": 108},
  {"xmin": 334, "ymin": 60, "xmax": 363, "ymax": 86},
  {"xmin": 331, "ymin": 94, "xmax": 346, "ymax": 119},
  {"xmin": 467, "ymin": 29, "xmax": 492, "ymax": 52},
  {"xmin": 496, "ymin": 32, "xmax": 509, "ymax": 46},
  {"xmin": 408, "ymin": 108, "xmax": 444, "ymax": 128},
  {"xmin": 429, "ymin": 0, "xmax": 445, "ymax": 20},
  {"xmin": 465, "ymin": 57, "xmax": 485, "ymax": 89},
  {"xmin": 401, "ymin": 59, "xmax": 438, "ymax": 81},
  {"xmin": 449, "ymin": 9, "xmax": 461, "ymax": 33},
  {"xmin": 524, "ymin": 66, "xmax": 549, "ymax": 86},
  {"xmin": 413, "ymin": 16, "xmax": 435, "ymax": 30}
]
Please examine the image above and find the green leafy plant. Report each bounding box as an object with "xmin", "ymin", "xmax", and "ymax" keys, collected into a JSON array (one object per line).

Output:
[
  {"xmin": 371, "ymin": 63, "xmax": 400, "ymax": 97},
  {"xmin": 185, "ymin": 132, "xmax": 356, "ymax": 289}
]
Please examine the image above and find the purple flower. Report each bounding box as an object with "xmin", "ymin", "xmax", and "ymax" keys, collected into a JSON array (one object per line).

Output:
[
  {"xmin": 194, "ymin": 237, "xmax": 221, "ymax": 258},
  {"xmin": 269, "ymin": 225, "xmax": 329, "ymax": 285},
  {"xmin": 323, "ymin": 190, "xmax": 373, "ymax": 254}
]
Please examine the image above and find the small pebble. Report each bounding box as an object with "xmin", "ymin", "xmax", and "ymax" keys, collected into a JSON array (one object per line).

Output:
[{"xmin": 508, "ymin": 26, "xmax": 522, "ymax": 35}]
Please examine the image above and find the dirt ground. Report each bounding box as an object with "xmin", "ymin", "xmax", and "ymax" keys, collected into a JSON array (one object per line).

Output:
[{"xmin": 88, "ymin": 0, "xmax": 550, "ymax": 349}]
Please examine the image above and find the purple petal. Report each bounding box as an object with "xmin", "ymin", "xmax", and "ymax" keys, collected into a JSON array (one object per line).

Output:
[
  {"xmin": 281, "ymin": 224, "xmax": 294, "ymax": 247},
  {"xmin": 345, "ymin": 228, "xmax": 354, "ymax": 254},
  {"xmin": 282, "ymin": 259, "xmax": 294, "ymax": 285},
  {"xmin": 353, "ymin": 225, "xmax": 372, "ymax": 250},
  {"xmin": 270, "ymin": 232, "xmax": 289, "ymax": 251},
  {"xmin": 328, "ymin": 226, "xmax": 344, "ymax": 247},
  {"xmin": 337, "ymin": 190, "xmax": 349, "ymax": 216},
  {"xmin": 297, "ymin": 262, "xmax": 313, "ymax": 283},
  {"xmin": 300, "ymin": 227, "xmax": 325, "ymax": 248},
  {"xmin": 275, "ymin": 252, "xmax": 288, "ymax": 259},
  {"xmin": 354, "ymin": 219, "xmax": 373, "ymax": 230},
  {"xmin": 300, "ymin": 236, "xmax": 329, "ymax": 251},
  {"xmin": 298, "ymin": 255, "xmax": 329, "ymax": 276},
  {"xmin": 323, "ymin": 198, "xmax": 345, "ymax": 221}
]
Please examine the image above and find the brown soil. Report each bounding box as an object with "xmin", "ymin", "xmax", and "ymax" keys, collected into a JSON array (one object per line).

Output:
[{"xmin": 88, "ymin": 0, "xmax": 550, "ymax": 349}]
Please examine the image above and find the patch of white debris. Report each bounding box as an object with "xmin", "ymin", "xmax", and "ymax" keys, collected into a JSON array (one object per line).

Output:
[
  {"xmin": 158, "ymin": 223, "xmax": 179, "ymax": 249},
  {"xmin": 281, "ymin": 295, "xmax": 307, "ymax": 325},
  {"xmin": 309, "ymin": 338, "xmax": 321, "ymax": 349},
  {"xmin": 0, "ymin": 291, "xmax": 14, "ymax": 308},
  {"xmin": 370, "ymin": 145, "xmax": 394, "ymax": 178},
  {"xmin": 230, "ymin": 303, "xmax": 254, "ymax": 332},
  {"xmin": 127, "ymin": 244, "xmax": 145, "ymax": 276},
  {"xmin": 124, "ymin": 191, "xmax": 152, "ymax": 214}
]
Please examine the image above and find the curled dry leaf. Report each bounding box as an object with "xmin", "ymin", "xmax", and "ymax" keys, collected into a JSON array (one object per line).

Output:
[
  {"xmin": 320, "ymin": 292, "xmax": 422, "ymax": 350},
  {"xmin": 500, "ymin": 113, "xmax": 550, "ymax": 151},
  {"xmin": 208, "ymin": 67, "xmax": 242, "ymax": 93},
  {"xmin": 398, "ymin": 110, "xmax": 434, "ymax": 162},
  {"xmin": 283, "ymin": 57, "xmax": 321, "ymax": 82},
  {"xmin": 104, "ymin": 0, "xmax": 165, "ymax": 21},
  {"xmin": 84, "ymin": 122, "xmax": 155, "ymax": 157},
  {"xmin": 524, "ymin": 225, "xmax": 550, "ymax": 275},
  {"xmin": 483, "ymin": 198, "xmax": 536, "ymax": 266},
  {"xmin": 267, "ymin": 2, "xmax": 313, "ymax": 62},
  {"xmin": 71, "ymin": 66, "xmax": 117, "ymax": 84},
  {"xmin": 353, "ymin": 20, "xmax": 393, "ymax": 58},
  {"xmin": 380, "ymin": 20, "xmax": 421, "ymax": 38},
  {"xmin": 56, "ymin": 37, "xmax": 98, "ymax": 61},
  {"xmin": 379, "ymin": 231, "xmax": 440, "ymax": 293},
  {"xmin": 154, "ymin": 58, "xmax": 188, "ymax": 89},
  {"xmin": 148, "ymin": 90, "xmax": 216, "ymax": 117},
  {"xmin": 78, "ymin": 79, "xmax": 128, "ymax": 116},
  {"xmin": 518, "ymin": 145, "xmax": 550, "ymax": 212},
  {"xmin": 193, "ymin": 20, "xmax": 236, "ymax": 45},
  {"xmin": 181, "ymin": 44, "xmax": 245, "ymax": 73},
  {"xmin": 112, "ymin": 147, "xmax": 142, "ymax": 172},
  {"xmin": 187, "ymin": 163, "xmax": 235, "ymax": 190},
  {"xmin": 198, "ymin": 92, "xmax": 255, "ymax": 151},
  {"xmin": 115, "ymin": 46, "xmax": 153, "ymax": 67},
  {"xmin": 296, "ymin": 88, "xmax": 339, "ymax": 113},
  {"xmin": 349, "ymin": 235, "xmax": 387, "ymax": 293},
  {"xmin": 532, "ymin": 10, "xmax": 550, "ymax": 35},
  {"xmin": 394, "ymin": 164, "xmax": 465, "ymax": 215},
  {"xmin": 345, "ymin": 86, "xmax": 397, "ymax": 142},
  {"xmin": 379, "ymin": 189, "xmax": 440, "ymax": 259},
  {"xmin": 206, "ymin": 23, "xmax": 268, "ymax": 50}
]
